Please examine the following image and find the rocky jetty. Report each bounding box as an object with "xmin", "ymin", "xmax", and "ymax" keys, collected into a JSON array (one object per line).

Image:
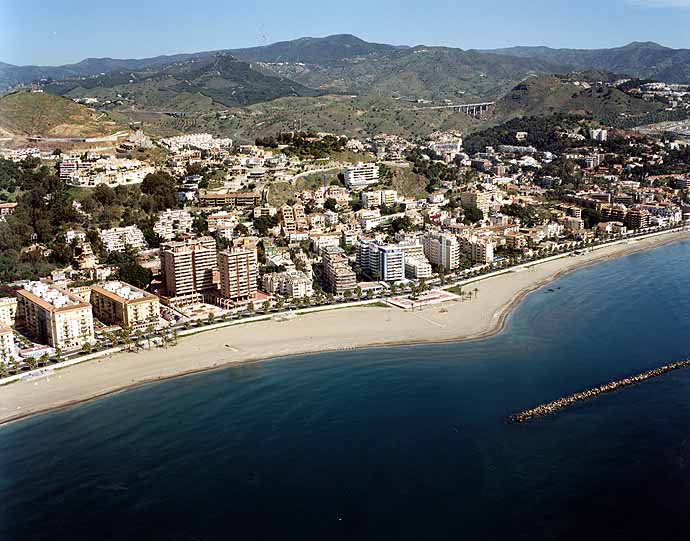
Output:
[{"xmin": 509, "ymin": 358, "xmax": 690, "ymax": 423}]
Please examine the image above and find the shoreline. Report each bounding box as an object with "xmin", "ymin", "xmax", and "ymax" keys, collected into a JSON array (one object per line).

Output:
[{"xmin": 1, "ymin": 229, "xmax": 689, "ymax": 428}]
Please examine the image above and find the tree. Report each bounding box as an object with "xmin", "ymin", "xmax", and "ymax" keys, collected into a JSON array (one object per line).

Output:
[
  {"xmin": 94, "ymin": 184, "xmax": 116, "ymax": 206},
  {"xmin": 324, "ymin": 198, "xmax": 338, "ymax": 212},
  {"xmin": 344, "ymin": 289, "xmax": 352, "ymax": 300},
  {"xmin": 463, "ymin": 205, "xmax": 484, "ymax": 224},
  {"xmin": 0, "ymin": 361, "xmax": 8, "ymax": 378},
  {"xmin": 141, "ymin": 171, "xmax": 178, "ymax": 212},
  {"xmin": 81, "ymin": 342, "xmax": 93, "ymax": 354},
  {"xmin": 247, "ymin": 302, "xmax": 255, "ymax": 314},
  {"xmin": 262, "ymin": 300, "xmax": 271, "ymax": 313}
]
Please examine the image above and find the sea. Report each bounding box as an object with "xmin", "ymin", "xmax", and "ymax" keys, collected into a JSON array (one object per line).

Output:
[{"xmin": 3, "ymin": 240, "xmax": 690, "ymax": 540}]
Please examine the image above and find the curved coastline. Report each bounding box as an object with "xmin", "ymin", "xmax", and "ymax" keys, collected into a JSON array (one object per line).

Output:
[{"xmin": 1, "ymin": 230, "xmax": 689, "ymax": 427}]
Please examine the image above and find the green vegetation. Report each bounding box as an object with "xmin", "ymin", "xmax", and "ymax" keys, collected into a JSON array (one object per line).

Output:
[{"xmin": 256, "ymin": 131, "xmax": 346, "ymax": 159}]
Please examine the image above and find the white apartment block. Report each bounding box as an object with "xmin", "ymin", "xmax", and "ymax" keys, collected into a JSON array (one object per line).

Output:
[
  {"xmin": 361, "ymin": 189, "xmax": 398, "ymax": 209},
  {"xmin": 405, "ymin": 257, "xmax": 433, "ymax": 279},
  {"xmin": 423, "ymin": 232, "xmax": 460, "ymax": 271},
  {"xmin": 262, "ymin": 270, "xmax": 313, "ymax": 298},
  {"xmin": 99, "ymin": 226, "xmax": 148, "ymax": 253},
  {"xmin": 218, "ymin": 247, "xmax": 258, "ymax": 302},
  {"xmin": 16, "ymin": 282, "xmax": 94, "ymax": 350},
  {"xmin": 344, "ymin": 162, "xmax": 380, "ymax": 188},
  {"xmin": 207, "ymin": 211, "xmax": 239, "ymax": 232},
  {"xmin": 0, "ymin": 327, "xmax": 17, "ymax": 362},
  {"xmin": 590, "ymin": 128, "xmax": 608, "ymax": 142},
  {"xmin": 0, "ymin": 297, "xmax": 18, "ymax": 327},
  {"xmin": 153, "ymin": 209, "xmax": 193, "ymax": 241},
  {"xmin": 160, "ymin": 133, "xmax": 233, "ymax": 152},
  {"xmin": 357, "ymin": 239, "xmax": 405, "ymax": 281}
]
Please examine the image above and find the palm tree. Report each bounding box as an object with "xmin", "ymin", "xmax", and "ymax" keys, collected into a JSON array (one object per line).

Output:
[
  {"xmin": 262, "ymin": 300, "xmax": 271, "ymax": 313},
  {"xmin": 146, "ymin": 325, "xmax": 156, "ymax": 349},
  {"xmin": 135, "ymin": 330, "xmax": 144, "ymax": 352},
  {"xmin": 303, "ymin": 296, "xmax": 311, "ymax": 306},
  {"xmin": 81, "ymin": 342, "xmax": 93, "ymax": 355},
  {"xmin": 0, "ymin": 361, "xmax": 8, "ymax": 378},
  {"xmin": 344, "ymin": 290, "xmax": 352, "ymax": 301},
  {"xmin": 247, "ymin": 302, "xmax": 255, "ymax": 315},
  {"xmin": 26, "ymin": 356, "xmax": 38, "ymax": 370},
  {"xmin": 355, "ymin": 286, "xmax": 362, "ymax": 299},
  {"xmin": 54, "ymin": 347, "xmax": 62, "ymax": 363}
]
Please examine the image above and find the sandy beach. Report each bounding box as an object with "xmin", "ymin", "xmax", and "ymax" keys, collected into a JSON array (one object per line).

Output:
[{"xmin": 1, "ymin": 229, "xmax": 689, "ymax": 426}]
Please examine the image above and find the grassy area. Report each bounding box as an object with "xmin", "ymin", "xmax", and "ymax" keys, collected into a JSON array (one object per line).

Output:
[
  {"xmin": 267, "ymin": 174, "xmax": 338, "ymax": 206},
  {"xmin": 446, "ymin": 285, "xmax": 464, "ymax": 296},
  {"xmin": 387, "ymin": 165, "xmax": 428, "ymax": 199},
  {"xmin": 0, "ymin": 91, "xmax": 123, "ymax": 137}
]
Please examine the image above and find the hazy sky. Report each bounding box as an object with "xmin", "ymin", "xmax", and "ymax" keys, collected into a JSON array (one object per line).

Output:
[{"xmin": 2, "ymin": 0, "xmax": 690, "ymax": 66}]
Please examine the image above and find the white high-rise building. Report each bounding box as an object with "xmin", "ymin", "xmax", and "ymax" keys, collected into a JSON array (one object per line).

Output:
[
  {"xmin": 344, "ymin": 163, "xmax": 380, "ymax": 188},
  {"xmin": 423, "ymin": 232, "xmax": 460, "ymax": 270},
  {"xmin": 356, "ymin": 239, "xmax": 405, "ymax": 281}
]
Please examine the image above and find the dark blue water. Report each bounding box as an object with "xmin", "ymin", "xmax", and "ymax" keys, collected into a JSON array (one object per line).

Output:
[{"xmin": 3, "ymin": 241, "xmax": 690, "ymax": 540}]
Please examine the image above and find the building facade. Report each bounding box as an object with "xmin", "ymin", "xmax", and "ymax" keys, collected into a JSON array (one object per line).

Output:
[
  {"xmin": 218, "ymin": 247, "xmax": 258, "ymax": 302},
  {"xmin": 321, "ymin": 246, "xmax": 357, "ymax": 294},
  {"xmin": 90, "ymin": 281, "xmax": 160, "ymax": 331},
  {"xmin": 16, "ymin": 282, "xmax": 94, "ymax": 350},
  {"xmin": 160, "ymin": 237, "xmax": 218, "ymax": 297}
]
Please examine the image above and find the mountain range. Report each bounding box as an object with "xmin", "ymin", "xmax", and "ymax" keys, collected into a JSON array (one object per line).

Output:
[{"xmin": 1, "ymin": 35, "xmax": 688, "ymax": 140}]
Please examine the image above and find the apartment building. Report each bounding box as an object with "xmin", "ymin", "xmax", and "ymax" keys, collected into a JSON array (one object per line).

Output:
[
  {"xmin": 404, "ymin": 257, "xmax": 433, "ymax": 279},
  {"xmin": 198, "ymin": 191, "xmax": 261, "ymax": 208},
  {"xmin": 153, "ymin": 209, "xmax": 193, "ymax": 241},
  {"xmin": 0, "ymin": 326, "xmax": 16, "ymax": 362},
  {"xmin": 361, "ymin": 189, "xmax": 398, "ymax": 209},
  {"xmin": 0, "ymin": 202, "xmax": 17, "ymax": 221},
  {"xmin": 207, "ymin": 211, "xmax": 238, "ymax": 232},
  {"xmin": 218, "ymin": 247, "xmax": 258, "ymax": 302},
  {"xmin": 16, "ymin": 282, "xmax": 94, "ymax": 350},
  {"xmin": 280, "ymin": 204, "xmax": 308, "ymax": 234},
  {"xmin": 459, "ymin": 235, "xmax": 495, "ymax": 264},
  {"xmin": 459, "ymin": 189, "xmax": 494, "ymax": 216},
  {"xmin": 99, "ymin": 226, "xmax": 148, "ymax": 253},
  {"xmin": 160, "ymin": 237, "xmax": 218, "ymax": 297},
  {"xmin": 423, "ymin": 231, "xmax": 460, "ymax": 270},
  {"xmin": 0, "ymin": 297, "xmax": 17, "ymax": 327},
  {"xmin": 625, "ymin": 208, "xmax": 651, "ymax": 230},
  {"xmin": 356, "ymin": 239, "xmax": 405, "ymax": 281},
  {"xmin": 262, "ymin": 270, "xmax": 313, "ymax": 298},
  {"xmin": 321, "ymin": 246, "xmax": 357, "ymax": 294},
  {"xmin": 90, "ymin": 281, "xmax": 160, "ymax": 331},
  {"xmin": 344, "ymin": 162, "xmax": 380, "ymax": 188}
]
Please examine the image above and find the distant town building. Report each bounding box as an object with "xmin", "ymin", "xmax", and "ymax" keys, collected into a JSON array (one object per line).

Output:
[
  {"xmin": 344, "ymin": 162, "xmax": 380, "ymax": 188},
  {"xmin": 153, "ymin": 209, "xmax": 193, "ymax": 241},
  {"xmin": 99, "ymin": 226, "xmax": 148, "ymax": 253}
]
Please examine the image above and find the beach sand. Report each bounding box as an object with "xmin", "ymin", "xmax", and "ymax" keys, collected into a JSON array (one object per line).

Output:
[{"xmin": 1, "ymin": 230, "xmax": 688, "ymax": 426}]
